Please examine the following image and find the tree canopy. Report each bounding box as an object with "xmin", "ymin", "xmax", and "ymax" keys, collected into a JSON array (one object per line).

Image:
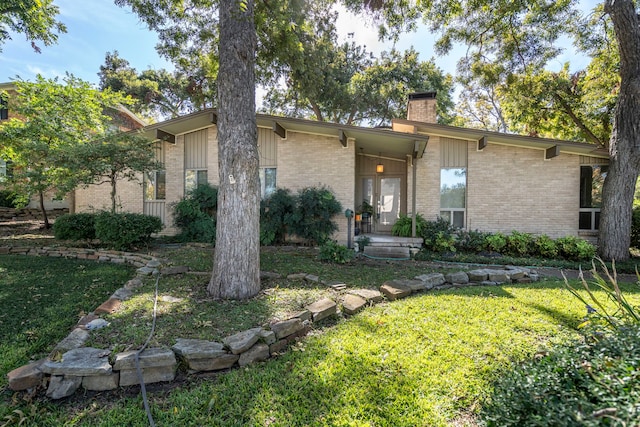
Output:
[{"xmin": 0, "ymin": 0, "xmax": 66, "ymax": 52}]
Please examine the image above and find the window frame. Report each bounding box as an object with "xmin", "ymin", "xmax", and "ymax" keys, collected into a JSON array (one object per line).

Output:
[
  {"xmin": 185, "ymin": 169, "xmax": 208, "ymax": 193},
  {"xmin": 439, "ymin": 167, "xmax": 467, "ymax": 228},
  {"xmin": 579, "ymin": 164, "xmax": 608, "ymax": 231}
]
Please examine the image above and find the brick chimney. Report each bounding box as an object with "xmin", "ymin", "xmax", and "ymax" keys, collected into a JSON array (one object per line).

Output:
[{"xmin": 406, "ymin": 91, "xmax": 437, "ymax": 123}]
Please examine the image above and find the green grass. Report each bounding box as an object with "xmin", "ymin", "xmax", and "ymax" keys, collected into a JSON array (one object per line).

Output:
[
  {"xmin": 2, "ymin": 247, "xmax": 640, "ymax": 426},
  {"xmin": 0, "ymin": 255, "xmax": 134, "ymax": 389}
]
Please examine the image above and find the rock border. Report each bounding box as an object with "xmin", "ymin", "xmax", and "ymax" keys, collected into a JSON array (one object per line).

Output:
[{"xmin": 4, "ymin": 247, "xmax": 539, "ymax": 399}]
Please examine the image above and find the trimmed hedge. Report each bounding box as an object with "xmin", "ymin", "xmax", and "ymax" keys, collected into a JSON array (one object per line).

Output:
[
  {"xmin": 52, "ymin": 213, "xmax": 96, "ymax": 240},
  {"xmin": 172, "ymin": 184, "xmax": 218, "ymax": 244},
  {"xmin": 95, "ymin": 212, "xmax": 162, "ymax": 250}
]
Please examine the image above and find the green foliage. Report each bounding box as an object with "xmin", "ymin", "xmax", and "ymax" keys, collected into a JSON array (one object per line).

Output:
[
  {"xmin": 391, "ymin": 213, "xmax": 427, "ymax": 237},
  {"xmin": 0, "ymin": 0, "xmax": 67, "ymax": 53},
  {"xmin": 455, "ymin": 229, "xmax": 490, "ymax": 253},
  {"xmin": 172, "ymin": 184, "xmax": 218, "ymax": 244},
  {"xmin": 94, "ymin": 212, "xmax": 162, "ymax": 250},
  {"xmin": 318, "ymin": 241, "xmax": 355, "ymax": 264},
  {"xmin": 260, "ymin": 188, "xmax": 296, "ymax": 246},
  {"xmin": 556, "ymin": 235, "xmax": 596, "ymax": 261},
  {"xmin": 485, "ymin": 232, "xmax": 507, "ymax": 253},
  {"xmin": 481, "ymin": 325, "xmax": 640, "ymax": 426},
  {"xmin": 52, "ymin": 213, "xmax": 96, "ymax": 240},
  {"xmin": 505, "ymin": 231, "xmax": 534, "ymax": 257},
  {"xmin": 534, "ymin": 234, "xmax": 559, "ymax": 259},
  {"xmin": 421, "ymin": 217, "xmax": 456, "ymax": 253},
  {"xmin": 631, "ymin": 206, "xmax": 640, "ymax": 248},
  {"xmin": 288, "ymin": 186, "xmax": 342, "ymax": 246},
  {"xmin": 0, "ymin": 190, "xmax": 21, "ymax": 208},
  {"xmin": 356, "ymin": 234, "xmax": 371, "ymax": 251}
]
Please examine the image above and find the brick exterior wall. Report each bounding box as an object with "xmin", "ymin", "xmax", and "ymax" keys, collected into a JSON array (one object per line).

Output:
[
  {"xmin": 407, "ymin": 98, "xmax": 437, "ymax": 123},
  {"xmin": 75, "ymin": 176, "xmax": 144, "ymax": 214}
]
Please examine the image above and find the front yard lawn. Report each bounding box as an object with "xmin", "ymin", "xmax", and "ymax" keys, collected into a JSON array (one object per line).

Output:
[{"xmin": 2, "ymin": 246, "xmax": 639, "ymax": 426}]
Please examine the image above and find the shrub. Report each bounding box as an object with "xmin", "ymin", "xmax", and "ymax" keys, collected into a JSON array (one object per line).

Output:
[
  {"xmin": 631, "ymin": 206, "xmax": 640, "ymax": 248},
  {"xmin": 260, "ymin": 188, "xmax": 296, "ymax": 245},
  {"xmin": 356, "ymin": 235, "xmax": 371, "ymax": 252},
  {"xmin": 288, "ymin": 186, "xmax": 342, "ymax": 245},
  {"xmin": 533, "ymin": 234, "xmax": 558, "ymax": 259},
  {"xmin": 505, "ymin": 231, "xmax": 534, "ymax": 257},
  {"xmin": 556, "ymin": 235, "xmax": 596, "ymax": 261},
  {"xmin": 0, "ymin": 190, "xmax": 20, "ymax": 208},
  {"xmin": 421, "ymin": 217, "xmax": 456, "ymax": 252},
  {"xmin": 172, "ymin": 184, "xmax": 218, "ymax": 244},
  {"xmin": 485, "ymin": 232, "xmax": 506, "ymax": 253},
  {"xmin": 455, "ymin": 229, "xmax": 490, "ymax": 253},
  {"xmin": 52, "ymin": 213, "xmax": 96, "ymax": 240},
  {"xmin": 481, "ymin": 325, "xmax": 640, "ymax": 426},
  {"xmin": 318, "ymin": 241, "xmax": 354, "ymax": 264},
  {"xmin": 391, "ymin": 213, "xmax": 427, "ymax": 237},
  {"xmin": 95, "ymin": 212, "xmax": 162, "ymax": 250}
]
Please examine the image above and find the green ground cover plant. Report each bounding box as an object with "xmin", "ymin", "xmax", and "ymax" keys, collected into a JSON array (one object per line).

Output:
[
  {"xmin": 3, "ymin": 245, "xmax": 640, "ymax": 426},
  {"xmin": 0, "ymin": 255, "xmax": 133, "ymax": 389}
]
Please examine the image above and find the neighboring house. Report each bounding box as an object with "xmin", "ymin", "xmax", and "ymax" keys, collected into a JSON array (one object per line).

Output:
[
  {"xmin": 74, "ymin": 92, "xmax": 608, "ymax": 243},
  {"xmin": 0, "ymin": 82, "xmax": 147, "ymax": 211}
]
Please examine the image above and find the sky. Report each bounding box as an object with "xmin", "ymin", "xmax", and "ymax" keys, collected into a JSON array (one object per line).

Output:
[{"xmin": 1, "ymin": 0, "xmax": 599, "ymax": 100}]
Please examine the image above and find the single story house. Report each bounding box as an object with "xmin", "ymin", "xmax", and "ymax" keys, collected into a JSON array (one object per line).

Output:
[{"xmin": 74, "ymin": 92, "xmax": 609, "ymax": 243}]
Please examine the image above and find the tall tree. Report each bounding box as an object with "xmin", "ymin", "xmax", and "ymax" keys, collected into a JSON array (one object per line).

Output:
[
  {"xmin": 348, "ymin": 0, "xmax": 638, "ymax": 261},
  {"xmin": 0, "ymin": 0, "xmax": 66, "ymax": 52},
  {"xmin": 0, "ymin": 75, "xmax": 128, "ymax": 227}
]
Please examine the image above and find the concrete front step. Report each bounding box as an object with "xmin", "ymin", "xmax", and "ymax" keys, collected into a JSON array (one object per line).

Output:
[{"xmin": 363, "ymin": 246, "xmax": 411, "ymax": 259}]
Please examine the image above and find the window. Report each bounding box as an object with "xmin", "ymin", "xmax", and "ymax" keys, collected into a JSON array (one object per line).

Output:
[
  {"xmin": 185, "ymin": 169, "xmax": 208, "ymax": 193},
  {"xmin": 0, "ymin": 97, "xmax": 7, "ymax": 120},
  {"xmin": 440, "ymin": 168, "xmax": 466, "ymax": 228},
  {"xmin": 579, "ymin": 165, "xmax": 607, "ymax": 230},
  {"xmin": 144, "ymin": 170, "xmax": 166, "ymax": 200},
  {"xmin": 259, "ymin": 167, "xmax": 276, "ymax": 197}
]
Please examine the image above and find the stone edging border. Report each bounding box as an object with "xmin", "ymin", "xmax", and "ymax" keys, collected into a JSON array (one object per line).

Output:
[{"xmin": 4, "ymin": 246, "xmax": 540, "ymax": 399}]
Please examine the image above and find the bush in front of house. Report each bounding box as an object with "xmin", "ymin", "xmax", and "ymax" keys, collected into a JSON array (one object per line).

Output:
[
  {"xmin": 391, "ymin": 213, "xmax": 428, "ymax": 237},
  {"xmin": 556, "ymin": 235, "xmax": 596, "ymax": 261},
  {"xmin": 172, "ymin": 184, "xmax": 218, "ymax": 244},
  {"xmin": 420, "ymin": 217, "xmax": 456, "ymax": 253},
  {"xmin": 288, "ymin": 186, "xmax": 342, "ymax": 245},
  {"xmin": 319, "ymin": 240, "xmax": 355, "ymax": 264},
  {"xmin": 533, "ymin": 234, "xmax": 559, "ymax": 259},
  {"xmin": 260, "ymin": 188, "xmax": 296, "ymax": 246},
  {"xmin": 480, "ymin": 325, "xmax": 640, "ymax": 426},
  {"xmin": 631, "ymin": 206, "xmax": 640, "ymax": 248},
  {"xmin": 95, "ymin": 212, "xmax": 162, "ymax": 250},
  {"xmin": 455, "ymin": 229, "xmax": 490, "ymax": 253},
  {"xmin": 484, "ymin": 232, "xmax": 507, "ymax": 254},
  {"xmin": 505, "ymin": 231, "xmax": 535, "ymax": 257},
  {"xmin": 52, "ymin": 213, "xmax": 96, "ymax": 240},
  {"xmin": 0, "ymin": 190, "xmax": 22, "ymax": 208}
]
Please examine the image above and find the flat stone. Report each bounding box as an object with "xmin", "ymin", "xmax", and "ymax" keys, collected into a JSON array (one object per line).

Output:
[
  {"xmin": 222, "ymin": 328, "xmax": 262, "ymax": 355},
  {"xmin": 94, "ymin": 298, "xmax": 122, "ymax": 314},
  {"xmin": 270, "ymin": 318, "xmax": 304, "ymax": 340},
  {"xmin": 258, "ymin": 329, "xmax": 276, "ymax": 345},
  {"xmin": 415, "ymin": 273, "xmax": 446, "ymax": 288},
  {"xmin": 291, "ymin": 310, "xmax": 312, "ymax": 321},
  {"xmin": 172, "ymin": 339, "xmax": 226, "ymax": 360},
  {"xmin": 160, "ymin": 295, "xmax": 184, "ymax": 303},
  {"xmin": 118, "ymin": 366, "xmax": 175, "ymax": 387},
  {"xmin": 238, "ymin": 343, "xmax": 270, "ymax": 367},
  {"xmin": 380, "ymin": 281, "xmax": 412, "ymax": 300},
  {"xmin": 364, "ymin": 246, "xmax": 410, "ymax": 259},
  {"xmin": 136, "ymin": 266, "xmax": 156, "ymax": 276},
  {"xmin": 287, "ymin": 273, "xmax": 307, "ymax": 280},
  {"xmin": 76, "ymin": 313, "xmax": 99, "ymax": 329},
  {"xmin": 189, "ymin": 353, "xmax": 239, "ymax": 371},
  {"xmin": 146, "ymin": 260, "xmax": 162, "ymax": 268},
  {"xmin": 304, "ymin": 274, "xmax": 320, "ymax": 283},
  {"xmin": 394, "ymin": 278, "xmax": 430, "ymax": 292},
  {"xmin": 515, "ymin": 277, "xmax": 533, "ymax": 284},
  {"xmin": 41, "ymin": 348, "xmax": 112, "ymax": 376},
  {"xmin": 52, "ymin": 328, "xmax": 90, "ymax": 353},
  {"xmin": 445, "ymin": 271, "xmax": 470, "ymax": 284},
  {"xmin": 47, "ymin": 375, "xmax": 82, "ymax": 399},
  {"xmin": 86, "ymin": 318, "xmax": 110, "ymax": 331},
  {"xmin": 480, "ymin": 281, "xmax": 498, "ymax": 286},
  {"xmin": 269, "ymin": 325, "xmax": 311, "ymax": 354},
  {"xmin": 306, "ymin": 298, "xmax": 337, "ymax": 322},
  {"xmin": 113, "ymin": 348, "xmax": 176, "ymax": 370},
  {"xmin": 124, "ymin": 278, "xmax": 143, "ymax": 290},
  {"xmin": 342, "ymin": 294, "xmax": 367, "ymax": 315},
  {"xmin": 7, "ymin": 359, "xmax": 45, "ymax": 391},
  {"xmin": 467, "ymin": 269, "xmax": 489, "ymax": 282},
  {"xmin": 348, "ymin": 289, "xmax": 383, "ymax": 303},
  {"xmin": 161, "ymin": 265, "xmax": 190, "ymax": 275},
  {"xmin": 111, "ymin": 288, "xmax": 133, "ymax": 300},
  {"xmin": 260, "ymin": 271, "xmax": 281, "ymax": 280},
  {"xmin": 82, "ymin": 372, "xmax": 120, "ymax": 391},
  {"xmin": 486, "ymin": 270, "xmax": 509, "ymax": 283}
]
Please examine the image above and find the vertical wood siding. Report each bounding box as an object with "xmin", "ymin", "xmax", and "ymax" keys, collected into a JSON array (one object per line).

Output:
[
  {"xmin": 184, "ymin": 129, "xmax": 208, "ymax": 169},
  {"xmin": 440, "ymin": 137, "xmax": 468, "ymax": 168},
  {"xmin": 258, "ymin": 127, "xmax": 277, "ymax": 167}
]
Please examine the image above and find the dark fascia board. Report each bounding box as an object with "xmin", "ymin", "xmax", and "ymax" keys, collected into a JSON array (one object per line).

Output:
[
  {"xmin": 156, "ymin": 129, "xmax": 176, "ymax": 144},
  {"xmin": 273, "ymin": 121, "xmax": 286, "ymax": 138}
]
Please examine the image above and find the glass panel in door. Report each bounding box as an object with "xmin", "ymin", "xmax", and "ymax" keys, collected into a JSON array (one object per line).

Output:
[{"xmin": 378, "ymin": 177, "xmax": 401, "ymax": 233}]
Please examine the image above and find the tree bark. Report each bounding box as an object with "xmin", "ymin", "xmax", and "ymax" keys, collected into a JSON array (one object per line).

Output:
[
  {"xmin": 208, "ymin": 0, "xmax": 261, "ymax": 299},
  {"xmin": 598, "ymin": 0, "xmax": 640, "ymax": 261},
  {"xmin": 39, "ymin": 189, "xmax": 50, "ymax": 229}
]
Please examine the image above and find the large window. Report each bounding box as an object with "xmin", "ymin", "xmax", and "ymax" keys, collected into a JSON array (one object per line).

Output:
[
  {"xmin": 579, "ymin": 165, "xmax": 607, "ymax": 230},
  {"xmin": 259, "ymin": 167, "xmax": 276, "ymax": 197},
  {"xmin": 145, "ymin": 170, "xmax": 166, "ymax": 200},
  {"xmin": 440, "ymin": 168, "xmax": 466, "ymax": 228},
  {"xmin": 185, "ymin": 169, "xmax": 208, "ymax": 193}
]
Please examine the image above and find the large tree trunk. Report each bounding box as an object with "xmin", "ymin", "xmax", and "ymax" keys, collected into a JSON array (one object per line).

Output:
[
  {"xmin": 208, "ymin": 0, "xmax": 260, "ymax": 299},
  {"xmin": 598, "ymin": 0, "xmax": 640, "ymax": 261}
]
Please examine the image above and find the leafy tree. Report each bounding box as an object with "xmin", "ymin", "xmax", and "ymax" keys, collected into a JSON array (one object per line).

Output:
[
  {"xmin": 347, "ymin": 0, "xmax": 639, "ymax": 261},
  {"xmin": 0, "ymin": 0, "xmax": 66, "ymax": 52},
  {"xmin": 70, "ymin": 133, "xmax": 162, "ymax": 213},
  {"xmin": 0, "ymin": 75, "xmax": 128, "ymax": 228}
]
